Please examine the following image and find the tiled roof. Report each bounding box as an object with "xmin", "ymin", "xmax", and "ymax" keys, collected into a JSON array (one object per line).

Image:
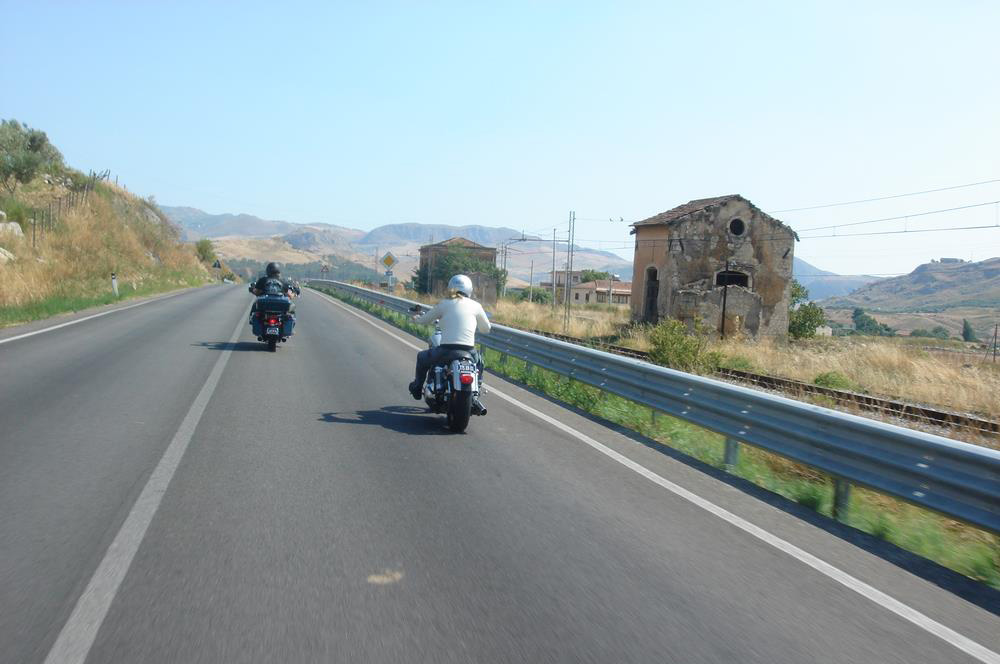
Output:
[
  {"xmin": 630, "ymin": 194, "xmax": 798, "ymax": 240},
  {"xmin": 573, "ymin": 280, "xmax": 632, "ymax": 292},
  {"xmin": 422, "ymin": 237, "xmax": 491, "ymax": 249},
  {"xmin": 631, "ymin": 195, "xmax": 743, "ymax": 227}
]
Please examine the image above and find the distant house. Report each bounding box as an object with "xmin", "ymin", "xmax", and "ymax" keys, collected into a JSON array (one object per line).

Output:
[
  {"xmin": 417, "ymin": 236, "xmax": 498, "ymax": 302},
  {"xmin": 630, "ymin": 195, "xmax": 797, "ymax": 337},
  {"xmin": 570, "ymin": 280, "xmax": 632, "ymax": 306},
  {"xmin": 542, "ymin": 270, "xmax": 586, "ymax": 287},
  {"xmin": 815, "ymin": 325, "xmax": 833, "ymax": 337}
]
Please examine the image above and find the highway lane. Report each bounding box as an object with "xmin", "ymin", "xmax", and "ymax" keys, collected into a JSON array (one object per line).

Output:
[
  {"xmin": 2, "ymin": 285, "xmax": 998, "ymax": 663},
  {"xmin": 0, "ymin": 285, "xmax": 247, "ymax": 664}
]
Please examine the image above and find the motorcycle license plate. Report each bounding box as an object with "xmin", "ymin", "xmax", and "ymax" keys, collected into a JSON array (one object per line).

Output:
[{"xmin": 267, "ymin": 327, "xmax": 279, "ymax": 335}]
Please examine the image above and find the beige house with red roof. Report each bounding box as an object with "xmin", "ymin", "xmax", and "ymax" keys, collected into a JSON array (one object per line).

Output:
[{"xmin": 569, "ymin": 279, "xmax": 632, "ymax": 306}]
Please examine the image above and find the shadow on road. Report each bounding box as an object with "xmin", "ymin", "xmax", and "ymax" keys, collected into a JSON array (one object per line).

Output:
[
  {"xmin": 192, "ymin": 341, "xmax": 264, "ymax": 352},
  {"xmin": 319, "ymin": 405, "xmax": 453, "ymax": 435}
]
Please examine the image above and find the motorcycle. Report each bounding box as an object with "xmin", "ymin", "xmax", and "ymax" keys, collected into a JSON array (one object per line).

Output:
[
  {"xmin": 417, "ymin": 314, "xmax": 487, "ymax": 433},
  {"xmin": 249, "ymin": 290, "xmax": 296, "ymax": 352}
]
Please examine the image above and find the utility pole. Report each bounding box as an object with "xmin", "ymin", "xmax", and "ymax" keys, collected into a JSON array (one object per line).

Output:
[
  {"xmin": 500, "ymin": 231, "xmax": 527, "ymax": 299},
  {"xmin": 528, "ymin": 260, "xmax": 534, "ymax": 303},
  {"xmin": 563, "ymin": 211, "xmax": 576, "ymax": 331},
  {"xmin": 551, "ymin": 229, "xmax": 557, "ymax": 310},
  {"xmin": 986, "ymin": 323, "xmax": 999, "ymax": 363}
]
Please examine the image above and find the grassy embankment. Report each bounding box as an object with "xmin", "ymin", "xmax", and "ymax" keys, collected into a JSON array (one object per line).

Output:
[
  {"xmin": 313, "ymin": 285, "xmax": 1000, "ymax": 589},
  {"xmin": 0, "ymin": 179, "xmax": 212, "ymax": 327}
]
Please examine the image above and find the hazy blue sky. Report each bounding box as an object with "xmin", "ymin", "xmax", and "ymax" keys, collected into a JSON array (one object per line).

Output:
[{"xmin": 3, "ymin": 1, "xmax": 999, "ymax": 276}]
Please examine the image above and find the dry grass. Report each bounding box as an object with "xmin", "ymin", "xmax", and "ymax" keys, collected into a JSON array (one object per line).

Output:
[
  {"xmin": 710, "ymin": 336, "xmax": 1000, "ymax": 419},
  {"xmin": 0, "ymin": 181, "xmax": 209, "ymax": 311},
  {"xmin": 491, "ymin": 300, "xmax": 630, "ymax": 338}
]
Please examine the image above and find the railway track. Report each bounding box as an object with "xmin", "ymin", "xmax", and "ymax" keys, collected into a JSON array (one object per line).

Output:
[{"xmin": 522, "ymin": 328, "xmax": 999, "ymax": 437}]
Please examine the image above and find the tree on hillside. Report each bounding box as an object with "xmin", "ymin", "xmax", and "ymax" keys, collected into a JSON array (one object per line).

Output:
[
  {"xmin": 413, "ymin": 247, "xmax": 506, "ymax": 295},
  {"xmin": 852, "ymin": 307, "xmax": 896, "ymax": 337},
  {"xmin": 194, "ymin": 238, "xmax": 217, "ymax": 264},
  {"xmin": 787, "ymin": 279, "xmax": 826, "ymax": 339},
  {"xmin": 0, "ymin": 119, "xmax": 64, "ymax": 197},
  {"xmin": 579, "ymin": 269, "xmax": 612, "ymax": 283},
  {"xmin": 962, "ymin": 319, "xmax": 978, "ymax": 342}
]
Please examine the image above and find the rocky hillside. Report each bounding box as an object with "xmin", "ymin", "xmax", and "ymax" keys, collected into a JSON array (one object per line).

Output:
[
  {"xmin": 821, "ymin": 257, "xmax": 1000, "ymax": 312},
  {"xmin": 1, "ymin": 182, "xmax": 211, "ymax": 318}
]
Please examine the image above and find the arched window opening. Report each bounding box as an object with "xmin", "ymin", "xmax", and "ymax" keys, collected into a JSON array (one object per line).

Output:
[
  {"xmin": 716, "ymin": 270, "xmax": 749, "ymax": 288},
  {"xmin": 729, "ymin": 218, "xmax": 745, "ymax": 236}
]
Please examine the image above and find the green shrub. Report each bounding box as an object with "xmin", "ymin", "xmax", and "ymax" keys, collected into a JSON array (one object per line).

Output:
[
  {"xmin": 0, "ymin": 197, "xmax": 32, "ymax": 230},
  {"xmin": 194, "ymin": 238, "xmax": 216, "ymax": 263},
  {"xmin": 648, "ymin": 318, "xmax": 722, "ymax": 374},
  {"xmin": 720, "ymin": 354, "xmax": 757, "ymax": 372},
  {"xmin": 787, "ymin": 280, "xmax": 826, "ymax": 339},
  {"xmin": 813, "ymin": 371, "xmax": 857, "ymax": 391}
]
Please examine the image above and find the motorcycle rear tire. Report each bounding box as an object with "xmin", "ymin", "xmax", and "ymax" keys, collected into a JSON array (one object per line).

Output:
[
  {"xmin": 447, "ymin": 391, "xmax": 473, "ymax": 433},
  {"xmin": 267, "ymin": 339, "xmax": 277, "ymax": 352}
]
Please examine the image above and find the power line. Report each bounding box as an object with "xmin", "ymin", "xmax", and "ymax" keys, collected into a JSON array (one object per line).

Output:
[
  {"xmin": 771, "ymin": 178, "xmax": 1000, "ymax": 213},
  {"xmin": 793, "ymin": 200, "xmax": 1000, "ymax": 233},
  {"xmin": 799, "ymin": 223, "xmax": 1000, "ymax": 240}
]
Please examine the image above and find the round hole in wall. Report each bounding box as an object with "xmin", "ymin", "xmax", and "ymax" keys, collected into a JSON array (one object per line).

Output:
[{"xmin": 729, "ymin": 218, "xmax": 745, "ymax": 236}]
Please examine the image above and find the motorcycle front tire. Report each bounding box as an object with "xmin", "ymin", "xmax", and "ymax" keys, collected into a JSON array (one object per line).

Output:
[{"xmin": 447, "ymin": 391, "xmax": 473, "ymax": 433}]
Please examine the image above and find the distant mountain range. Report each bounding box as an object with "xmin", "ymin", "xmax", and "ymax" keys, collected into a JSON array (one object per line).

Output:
[
  {"xmin": 821, "ymin": 257, "xmax": 1000, "ymax": 312},
  {"xmin": 159, "ymin": 205, "xmax": 904, "ymax": 300},
  {"xmin": 792, "ymin": 257, "xmax": 880, "ymax": 300},
  {"xmin": 159, "ymin": 205, "xmax": 631, "ymax": 283}
]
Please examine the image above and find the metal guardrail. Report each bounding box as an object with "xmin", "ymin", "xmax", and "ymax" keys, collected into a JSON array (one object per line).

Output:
[{"xmin": 307, "ymin": 280, "xmax": 1000, "ymax": 534}]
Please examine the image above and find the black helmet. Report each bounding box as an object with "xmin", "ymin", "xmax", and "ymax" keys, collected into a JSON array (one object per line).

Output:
[{"xmin": 265, "ymin": 262, "xmax": 281, "ymax": 277}]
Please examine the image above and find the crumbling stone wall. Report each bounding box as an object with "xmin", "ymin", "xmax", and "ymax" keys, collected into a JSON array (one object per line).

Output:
[{"xmin": 631, "ymin": 197, "xmax": 794, "ymax": 337}]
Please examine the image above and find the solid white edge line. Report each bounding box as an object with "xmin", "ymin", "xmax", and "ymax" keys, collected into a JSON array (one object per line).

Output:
[
  {"xmin": 43, "ymin": 306, "xmax": 249, "ymax": 664},
  {"xmin": 309, "ymin": 287, "xmax": 1000, "ymax": 664},
  {"xmin": 0, "ymin": 287, "xmax": 201, "ymax": 346}
]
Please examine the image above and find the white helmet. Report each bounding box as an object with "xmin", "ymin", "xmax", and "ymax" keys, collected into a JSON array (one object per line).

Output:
[{"xmin": 448, "ymin": 274, "xmax": 473, "ymax": 298}]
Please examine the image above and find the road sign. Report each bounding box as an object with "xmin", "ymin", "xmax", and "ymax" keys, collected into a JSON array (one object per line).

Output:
[
  {"xmin": 321, "ymin": 265, "xmax": 330, "ymax": 274},
  {"xmin": 380, "ymin": 252, "xmax": 397, "ymax": 270}
]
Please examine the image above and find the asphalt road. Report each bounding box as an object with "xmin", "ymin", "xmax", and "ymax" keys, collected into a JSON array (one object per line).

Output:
[{"xmin": 1, "ymin": 284, "xmax": 998, "ymax": 663}]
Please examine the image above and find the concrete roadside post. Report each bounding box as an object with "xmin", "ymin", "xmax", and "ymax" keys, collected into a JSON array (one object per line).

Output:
[{"xmin": 111, "ymin": 272, "xmax": 119, "ymax": 298}]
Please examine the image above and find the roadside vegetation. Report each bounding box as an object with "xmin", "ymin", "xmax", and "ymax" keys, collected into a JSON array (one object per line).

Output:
[
  {"xmin": 312, "ymin": 284, "xmax": 1000, "ymax": 590},
  {"xmin": 349, "ymin": 277, "xmax": 1000, "ymax": 423},
  {"xmin": 0, "ymin": 119, "xmax": 212, "ymax": 326}
]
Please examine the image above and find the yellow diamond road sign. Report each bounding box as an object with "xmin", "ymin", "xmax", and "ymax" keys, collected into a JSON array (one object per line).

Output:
[{"xmin": 381, "ymin": 252, "xmax": 397, "ymax": 270}]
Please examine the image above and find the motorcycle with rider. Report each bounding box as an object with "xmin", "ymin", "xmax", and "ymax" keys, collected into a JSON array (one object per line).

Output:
[
  {"xmin": 248, "ymin": 261, "xmax": 300, "ymax": 351},
  {"xmin": 409, "ymin": 274, "xmax": 490, "ymax": 432}
]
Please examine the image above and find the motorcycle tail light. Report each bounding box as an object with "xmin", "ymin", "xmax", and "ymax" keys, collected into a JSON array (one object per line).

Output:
[
  {"xmin": 460, "ymin": 373, "xmax": 474, "ymax": 385},
  {"xmin": 268, "ymin": 317, "xmax": 279, "ymax": 325}
]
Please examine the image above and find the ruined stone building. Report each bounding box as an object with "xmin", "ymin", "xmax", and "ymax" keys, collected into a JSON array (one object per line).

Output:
[{"xmin": 629, "ymin": 195, "xmax": 797, "ymax": 337}]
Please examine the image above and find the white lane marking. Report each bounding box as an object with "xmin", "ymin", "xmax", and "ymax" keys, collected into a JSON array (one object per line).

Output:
[
  {"xmin": 312, "ymin": 288, "xmax": 1000, "ymax": 664},
  {"xmin": 0, "ymin": 288, "xmax": 201, "ymax": 346},
  {"xmin": 43, "ymin": 307, "xmax": 248, "ymax": 664}
]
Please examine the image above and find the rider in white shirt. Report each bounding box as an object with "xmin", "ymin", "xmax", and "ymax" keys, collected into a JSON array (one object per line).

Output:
[{"xmin": 409, "ymin": 274, "xmax": 491, "ymax": 399}]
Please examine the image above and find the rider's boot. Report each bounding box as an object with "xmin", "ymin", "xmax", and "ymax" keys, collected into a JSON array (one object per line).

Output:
[{"xmin": 408, "ymin": 381, "xmax": 423, "ymax": 400}]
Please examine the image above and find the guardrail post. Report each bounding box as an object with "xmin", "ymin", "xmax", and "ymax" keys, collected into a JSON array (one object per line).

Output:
[
  {"xmin": 833, "ymin": 479, "xmax": 851, "ymax": 522},
  {"xmin": 724, "ymin": 438, "xmax": 740, "ymax": 469},
  {"xmin": 650, "ymin": 409, "xmax": 658, "ymax": 428}
]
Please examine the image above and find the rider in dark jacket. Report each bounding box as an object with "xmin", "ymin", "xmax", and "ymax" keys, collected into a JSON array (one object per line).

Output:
[{"xmin": 250, "ymin": 262, "xmax": 300, "ymax": 312}]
